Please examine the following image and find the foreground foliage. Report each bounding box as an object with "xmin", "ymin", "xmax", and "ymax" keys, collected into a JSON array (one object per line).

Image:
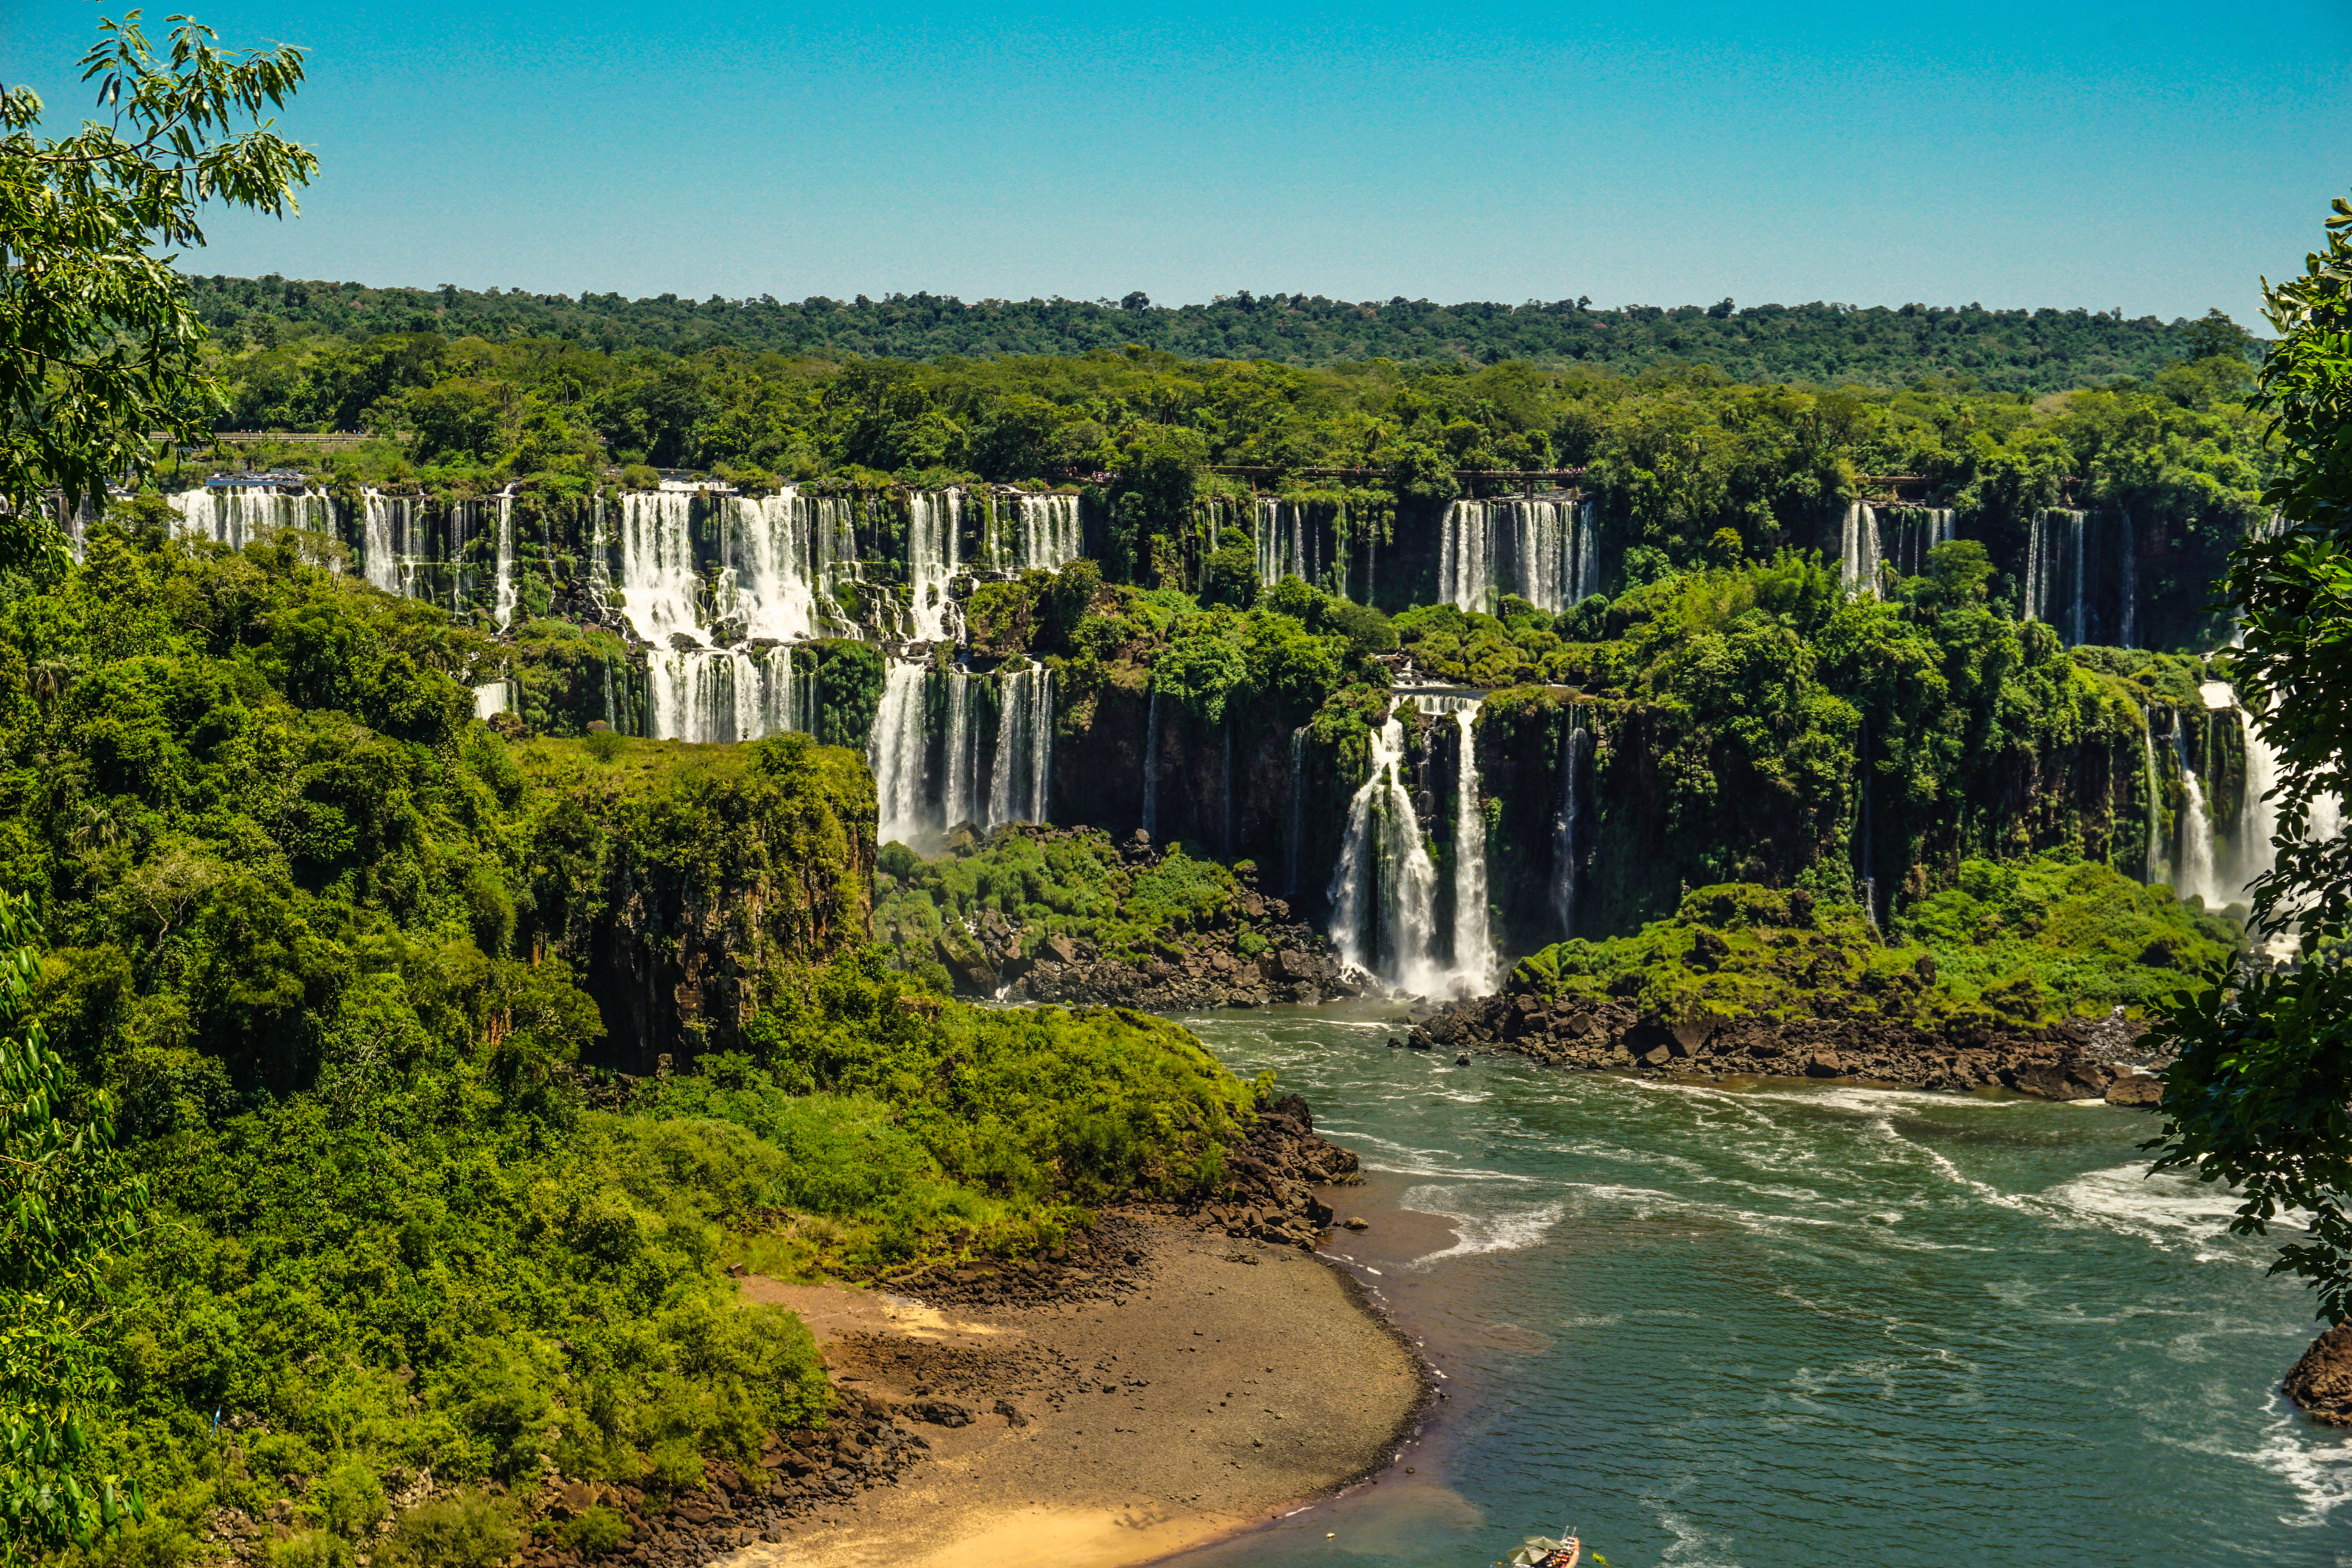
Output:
[
  {"xmin": 1, "ymin": 15, "xmax": 314, "ymax": 526},
  {"xmin": 2153, "ymin": 194, "xmax": 2352, "ymax": 1322}
]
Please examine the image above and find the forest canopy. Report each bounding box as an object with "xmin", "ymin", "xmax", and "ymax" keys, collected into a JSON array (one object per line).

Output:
[{"xmin": 189, "ymin": 274, "xmax": 2256, "ymax": 394}]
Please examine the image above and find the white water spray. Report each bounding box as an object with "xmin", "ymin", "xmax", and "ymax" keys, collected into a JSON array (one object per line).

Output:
[{"xmin": 1327, "ymin": 711, "xmax": 1443, "ymax": 995}]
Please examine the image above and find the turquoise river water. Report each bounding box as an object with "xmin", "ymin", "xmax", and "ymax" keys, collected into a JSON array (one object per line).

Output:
[{"xmin": 1165, "ymin": 1006, "xmax": 2352, "ymax": 1568}]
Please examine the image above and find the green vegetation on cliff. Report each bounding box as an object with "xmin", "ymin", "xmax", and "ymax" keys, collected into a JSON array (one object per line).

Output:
[
  {"xmin": 874, "ymin": 828, "xmax": 1263, "ymax": 986},
  {"xmin": 1511, "ymin": 859, "xmax": 2237, "ymax": 1029}
]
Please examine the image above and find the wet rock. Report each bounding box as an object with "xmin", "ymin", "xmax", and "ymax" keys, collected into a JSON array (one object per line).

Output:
[
  {"xmin": 2286, "ymin": 1324, "xmax": 2352, "ymax": 1425},
  {"xmin": 2104, "ymin": 1071, "xmax": 2162, "ymax": 1108}
]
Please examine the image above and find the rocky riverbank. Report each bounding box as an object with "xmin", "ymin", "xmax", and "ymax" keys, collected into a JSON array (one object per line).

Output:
[{"xmin": 1413, "ymin": 992, "xmax": 2167, "ymax": 1106}]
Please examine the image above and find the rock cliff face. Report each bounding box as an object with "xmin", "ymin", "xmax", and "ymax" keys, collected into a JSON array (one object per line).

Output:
[
  {"xmin": 1416, "ymin": 991, "xmax": 2156, "ymax": 1102},
  {"xmin": 525, "ymin": 735, "xmax": 877, "ymax": 1073},
  {"xmin": 882, "ymin": 824, "xmax": 1361, "ymax": 1008},
  {"xmin": 1005, "ymin": 912, "xmax": 1356, "ymax": 1010}
]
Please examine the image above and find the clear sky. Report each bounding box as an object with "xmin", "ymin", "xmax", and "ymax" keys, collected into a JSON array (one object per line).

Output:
[{"xmin": 14, "ymin": 0, "xmax": 2350, "ymax": 324}]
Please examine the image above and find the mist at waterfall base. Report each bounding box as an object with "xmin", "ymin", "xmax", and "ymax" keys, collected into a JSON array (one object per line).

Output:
[{"xmin": 1165, "ymin": 1010, "xmax": 2352, "ymax": 1568}]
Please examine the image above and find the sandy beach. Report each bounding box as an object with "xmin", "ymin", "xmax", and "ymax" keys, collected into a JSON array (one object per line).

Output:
[{"xmin": 723, "ymin": 1212, "xmax": 1426, "ymax": 1568}]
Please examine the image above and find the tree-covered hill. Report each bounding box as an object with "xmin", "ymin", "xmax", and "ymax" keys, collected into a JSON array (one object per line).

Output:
[{"xmin": 189, "ymin": 274, "xmax": 2257, "ymax": 393}]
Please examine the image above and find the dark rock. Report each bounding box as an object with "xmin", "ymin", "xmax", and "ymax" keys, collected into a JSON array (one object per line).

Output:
[
  {"xmin": 902, "ymin": 1399, "xmax": 973, "ymax": 1428},
  {"xmin": 2287, "ymin": 1324, "xmax": 2352, "ymax": 1425},
  {"xmin": 2104, "ymin": 1071, "xmax": 2162, "ymax": 1108},
  {"xmin": 1670, "ymin": 1015, "xmax": 1719, "ymax": 1054},
  {"xmin": 2010, "ymin": 1059, "xmax": 2112, "ymax": 1101}
]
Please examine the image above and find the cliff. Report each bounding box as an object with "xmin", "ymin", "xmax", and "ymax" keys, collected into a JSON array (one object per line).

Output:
[{"xmin": 520, "ymin": 733, "xmax": 877, "ymax": 1072}]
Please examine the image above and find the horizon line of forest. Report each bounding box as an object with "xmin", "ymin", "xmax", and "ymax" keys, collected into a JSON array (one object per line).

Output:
[{"xmin": 188, "ymin": 272, "xmax": 2261, "ymax": 394}]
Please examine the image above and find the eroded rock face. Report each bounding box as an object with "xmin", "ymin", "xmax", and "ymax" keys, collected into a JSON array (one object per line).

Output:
[{"xmin": 2286, "ymin": 1324, "xmax": 2352, "ymax": 1426}]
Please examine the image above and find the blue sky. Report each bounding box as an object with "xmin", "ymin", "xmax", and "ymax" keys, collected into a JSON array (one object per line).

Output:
[{"xmin": 15, "ymin": 0, "xmax": 2350, "ymax": 322}]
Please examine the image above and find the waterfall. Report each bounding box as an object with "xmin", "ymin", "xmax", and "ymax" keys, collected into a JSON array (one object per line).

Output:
[
  {"xmin": 1326, "ymin": 711, "xmax": 1442, "ymax": 995},
  {"xmin": 1009, "ymin": 494, "xmax": 1082, "ymax": 572},
  {"xmin": 493, "ymin": 492, "xmax": 517, "ymax": 630},
  {"xmin": 646, "ymin": 646, "xmax": 804, "ymax": 744},
  {"xmin": 2173, "ymin": 722, "xmax": 2221, "ymax": 907},
  {"xmin": 1883, "ymin": 507, "xmax": 1955, "ymax": 576},
  {"xmin": 472, "ymin": 680, "xmax": 512, "ymax": 720},
  {"xmin": 1255, "ymin": 499, "xmax": 1283, "ymax": 586},
  {"xmin": 1438, "ymin": 502, "xmax": 1491, "ymax": 613},
  {"xmin": 359, "ymin": 491, "xmax": 411, "ymax": 593},
  {"xmin": 607, "ymin": 489, "xmax": 842, "ymax": 741},
  {"xmin": 870, "ymin": 661, "xmax": 931, "ymax": 848},
  {"xmin": 614, "ymin": 492, "xmax": 704, "ymax": 647},
  {"xmin": 1569, "ymin": 501, "xmax": 1600, "ymax": 605},
  {"xmin": 1286, "ymin": 727, "xmax": 1308, "ymax": 900},
  {"xmin": 1551, "ymin": 706, "xmax": 1585, "ymax": 937},
  {"xmin": 2232, "ymin": 704, "xmax": 2282, "ymax": 900},
  {"xmin": 1255, "ymin": 498, "xmax": 1314, "ymax": 587},
  {"xmin": 1440, "ymin": 500, "xmax": 1581, "ymax": 614},
  {"xmin": 984, "ymin": 664, "xmax": 1053, "ymax": 825},
  {"xmin": 2069, "ymin": 510, "xmax": 2088, "ymax": 647},
  {"xmin": 2118, "ymin": 511, "xmax": 2137, "ymax": 649},
  {"xmin": 167, "ymin": 486, "xmax": 333, "ymax": 550},
  {"xmin": 2024, "ymin": 512, "xmax": 2044, "ymax": 622},
  {"xmin": 2314, "ymin": 791, "xmax": 2345, "ymax": 843},
  {"xmin": 942, "ymin": 671, "xmax": 981, "ymax": 831},
  {"xmin": 1840, "ymin": 502, "xmax": 1882, "ymax": 596},
  {"xmin": 2139, "ymin": 706, "xmax": 2167, "ymax": 885},
  {"xmin": 719, "ymin": 492, "xmax": 838, "ymax": 641},
  {"xmin": 905, "ymin": 490, "xmax": 962, "ymax": 643},
  {"xmin": 449, "ymin": 499, "xmax": 472, "ymax": 614},
  {"xmin": 1448, "ymin": 700, "xmax": 1494, "ymax": 995},
  {"xmin": 1141, "ymin": 684, "xmax": 1161, "ymax": 840}
]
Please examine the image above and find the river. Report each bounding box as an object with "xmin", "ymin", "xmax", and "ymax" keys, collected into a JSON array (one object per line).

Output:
[{"xmin": 1169, "ymin": 1006, "xmax": 2352, "ymax": 1568}]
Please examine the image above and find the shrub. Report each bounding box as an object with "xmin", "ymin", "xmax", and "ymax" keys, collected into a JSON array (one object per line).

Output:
[
  {"xmin": 559, "ymin": 1507, "xmax": 629, "ymax": 1556},
  {"xmin": 379, "ymin": 1492, "xmax": 522, "ymax": 1568},
  {"xmin": 267, "ymin": 1532, "xmax": 354, "ymax": 1568},
  {"xmin": 311, "ymin": 1459, "xmax": 388, "ymax": 1540}
]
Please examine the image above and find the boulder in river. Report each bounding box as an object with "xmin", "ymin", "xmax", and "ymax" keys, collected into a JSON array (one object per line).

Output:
[
  {"xmin": 2285, "ymin": 1324, "xmax": 2352, "ymax": 1425},
  {"xmin": 2104, "ymin": 1072, "xmax": 2162, "ymax": 1108}
]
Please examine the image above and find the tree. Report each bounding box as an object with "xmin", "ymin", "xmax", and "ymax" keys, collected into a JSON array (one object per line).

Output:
[
  {"xmin": 0, "ymin": 12, "xmax": 315, "ymax": 556},
  {"xmin": 2150, "ymin": 196, "xmax": 2352, "ymax": 1321},
  {"xmin": 0, "ymin": 891, "xmax": 149, "ymax": 1562},
  {"xmin": 2180, "ymin": 306, "xmax": 2258, "ymax": 364}
]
